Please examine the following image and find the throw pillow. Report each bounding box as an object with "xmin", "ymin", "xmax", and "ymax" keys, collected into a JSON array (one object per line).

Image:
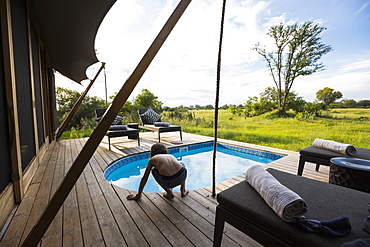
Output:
[
  {"xmin": 112, "ymin": 115, "xmax": 124, "ymax": 125},
  {"xmin": 140, "ymin": 108, "xmax": 161, "ymax": 123}
]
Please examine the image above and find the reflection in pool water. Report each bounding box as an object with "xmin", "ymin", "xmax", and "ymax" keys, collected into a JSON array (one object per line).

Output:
[{"xmin": 104, "ymin": 142, "xmax": 283, "ymax": 193}]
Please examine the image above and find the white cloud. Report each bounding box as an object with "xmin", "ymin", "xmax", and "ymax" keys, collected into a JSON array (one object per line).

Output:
[
  {"xmin": 55, "ymin": 0, "xmax": 370, "ymax": 107},
  {"xmin": 339, "ymin": 59, "xmax": 370, "ymax": 73}
]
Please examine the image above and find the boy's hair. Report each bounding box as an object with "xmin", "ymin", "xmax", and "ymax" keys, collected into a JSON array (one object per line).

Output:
[{"xmin": 150, "ymin": 143, "xmax": 168, "ymax": 157}]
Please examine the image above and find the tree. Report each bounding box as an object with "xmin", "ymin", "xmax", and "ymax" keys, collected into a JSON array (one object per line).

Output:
[
  {"xmin": 56, "ymin": 87, "xmax": 105, "ymax": 130},
  {"xmin": 228, "ymin": 105, "xmax": 244, "ymax": 117},
  {"xmin": 253, "ymin": 21, "xmax": 332, "ymax": 115},
  {"xmin": 304, "ymin": 101, "xmax": 325, "ymax": 117},
  {"xmin": 357, "ymin": 100, "xmax": 370, "ymax": 108},
  {"xmin": 134, "ymin": 89, "xmax": 163, "ymax": 110},
  {"xmin": 259, "ymin": 87, "xmax": 306, "ymax": 113},
  {"xmin": 244, "ymin": 96, "xmax": 274, "ymax": 117},
  {"xmin": 316, "ymin": 87, "xmax": 343, "ymax": 108},
  {"xmin": 342, "ymin": 99, "xmax": 357, "ymax": 108},
  {"xmin": 221, "ymin": 104, "xmax": 230, "ymax": 110}
]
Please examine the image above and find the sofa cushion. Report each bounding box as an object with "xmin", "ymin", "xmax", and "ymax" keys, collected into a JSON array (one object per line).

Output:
[
  {"xmin": 300, "ymin": 145, "xmax": 370, "ymax": 160},
  {"xmin": 217, "ymin": 168, "xmax": 370, "ymax": 246}
]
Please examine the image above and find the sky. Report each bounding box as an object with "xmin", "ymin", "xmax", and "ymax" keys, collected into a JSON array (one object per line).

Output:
[{"xmin": 55, "ymin": 0, "xmax": 370, "ymax": 107}]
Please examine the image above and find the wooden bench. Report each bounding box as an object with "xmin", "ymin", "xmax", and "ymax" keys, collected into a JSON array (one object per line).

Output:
[{"xmin": 214, "ymin": 168, "xmax": 370, "ymax": 247}]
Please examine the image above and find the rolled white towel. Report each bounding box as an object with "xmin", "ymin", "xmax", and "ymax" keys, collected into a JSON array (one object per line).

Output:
[
  {"xmin": 245, "ymin": 165, "xmax": 308, "ymax": 222},
  {"xmin": 313, "ymin": 138, "xmax": 356, "ymax": 156}
]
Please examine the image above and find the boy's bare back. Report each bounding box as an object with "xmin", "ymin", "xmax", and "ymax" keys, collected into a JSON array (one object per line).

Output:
[{"xmin": 149, "ymin": 154, "xmax": 183, "ymax": 176}]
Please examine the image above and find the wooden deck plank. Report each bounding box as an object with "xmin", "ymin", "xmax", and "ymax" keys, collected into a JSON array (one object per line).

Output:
[
  {"xmin": 114, "ymin": 188, "xmax": 172, "ymax": 247},
  {"xmin": 138, "ymin": 193, "xmax": 194, "ymax": 246},
  {"xmin": 168, "ymin": 197, "xmax": 245, "ymax": 247},
  {"xmin": 178, "ymin": 189, "xmax": 259, "ymax": 247},
  {"xmin": 82, "ymin": 138, "xmax": 150, "ymax": 246},
  {"xmin": 62, "ymin": 139, "xmax": 83, "ymax": 246},
  {"xmin": 0, "ymin": 132, "xmax": 331, "ymax": 247},
  {"xmin": 1, "ymin": 142, "xmax": 57, "ymax": 246},
  {"xmin": 144, "ymin": 192, "xmax": 213, "ymax": 246},
  {"xmin": 0, "ymin": 184, "xmax": 40, "ymax": 247},
  {"xmin": 41, "ymin": 141, "xmax": 66, "ymax": 246},
  {"xmin": 72, "ymin": 140, "xmax": 106, "ymax": 246},
  {"xmin": 20, "ymin": 142, "xmax": 60, "ymax": 245}
]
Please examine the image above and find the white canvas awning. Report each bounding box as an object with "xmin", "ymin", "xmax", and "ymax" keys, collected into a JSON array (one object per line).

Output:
[{"xmin": 30, "ymin": 0, "xmax": 116, "ymax": 83}]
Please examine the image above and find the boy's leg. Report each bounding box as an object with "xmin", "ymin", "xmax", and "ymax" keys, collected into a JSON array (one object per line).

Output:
[
  {"xmin": 152, "ymin": 168, "xmax": 175, "ymax": 199},
  {"xmin": 155, "ymin": 179, "xmax": 175, "ymax": 199},
  {"xmin": 161, "ymin": 186, "xmax": 175, "ymax": 199},
  {"xmin": 180, "ymin": 182, "xmax": 189, "ymax": 197}
]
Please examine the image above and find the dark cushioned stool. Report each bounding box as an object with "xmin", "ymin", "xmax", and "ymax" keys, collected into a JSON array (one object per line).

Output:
[
  {"xmin": 214, "ymin": 168, "xmax": 370, "ymax": 247},
  {"xmin": 297, "ymin": 145, "xmax": 370, "ymax": 176}
]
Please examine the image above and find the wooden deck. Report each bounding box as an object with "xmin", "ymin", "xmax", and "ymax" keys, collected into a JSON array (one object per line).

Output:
[{"xmin": 0, "ymin": 132, "xmax": 329, "ymax": 247}]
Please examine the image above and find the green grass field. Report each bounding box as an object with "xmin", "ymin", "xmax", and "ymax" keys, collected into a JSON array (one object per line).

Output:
[
  {"xmin": 61, "ymin": 108, "xmax": 370, "ymax": 152},
  {"xmin": 168, "ymin": 108, "xmax": 370, "ymax": 151}
]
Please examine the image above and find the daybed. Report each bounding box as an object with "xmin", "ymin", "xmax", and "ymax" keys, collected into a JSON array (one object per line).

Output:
[
  {"xmin": 95, "ymin": 109, "xmax": 140, "ymax": 150},
  {"xmin": 138, "ymin": 108, "xmax": 182, "ymax": 142},
  {"xmin": 214, "ymin": 168, "xmax": 370, "ymax": 247},
  {"xmin": 297, "ymin": 145, "xmax": 370, "ymax": 176}
]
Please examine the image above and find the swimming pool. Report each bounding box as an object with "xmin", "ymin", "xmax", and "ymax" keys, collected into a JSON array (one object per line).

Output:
[{"xmin": 104, "ymin": 142, "xmax": 283, "ymax": 193}]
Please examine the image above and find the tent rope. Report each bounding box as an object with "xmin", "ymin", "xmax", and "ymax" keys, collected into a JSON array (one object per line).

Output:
[{"xmin": 212, "ymin": 0, "xmax": 227, "ymax": 198}]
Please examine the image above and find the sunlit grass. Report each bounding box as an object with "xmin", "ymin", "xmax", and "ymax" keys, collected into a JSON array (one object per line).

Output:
[
  {"xmin": 60, "ymin": 128, "xmax": 93, "ymax": 140},
  {"xmin": 169, "ymin": 109, "xmax": 370, "ymax": 151},
  {"xmin": 60, "ymin": 108, "xmax": 370, "ymax": 152}
]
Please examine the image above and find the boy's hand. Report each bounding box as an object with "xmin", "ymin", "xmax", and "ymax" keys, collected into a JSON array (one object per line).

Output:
[{"xmin": 126, "ymin": 194, "xmax": 141, "ymax": 200}]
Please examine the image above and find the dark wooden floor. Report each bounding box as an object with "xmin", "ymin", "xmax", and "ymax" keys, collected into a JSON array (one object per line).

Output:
[{"xmin": 0, "ymin": 132, "xmax": 329, "ymax": 246}]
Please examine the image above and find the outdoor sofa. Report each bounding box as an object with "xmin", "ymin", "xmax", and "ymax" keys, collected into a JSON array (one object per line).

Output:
[
  {"xmin": 214, "ymin": 168, "xmax": 370, "ymax": 247},
  {"xmin": 138, "ymin": 108, "xmax": 182, "ymax": 142},
  {"xmin": 297, "ymin": 145, "xmax": 370, "ymax": 176},
  {"xmin": 95, "ymin": 109, "xmax": 140, "ymax": 150}
]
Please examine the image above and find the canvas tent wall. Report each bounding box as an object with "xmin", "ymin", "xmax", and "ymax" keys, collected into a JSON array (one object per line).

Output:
[{"xmin": 0, "ymin": 0, "xmax": 116, "ymax": 231}]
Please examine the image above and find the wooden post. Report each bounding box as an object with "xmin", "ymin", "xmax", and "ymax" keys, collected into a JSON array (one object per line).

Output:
[
  {"xmin": 21, "ymin": 0, "xmax": 191, "ymax": 245},
  {"xmin": 54, "ymin": 62, "xmax": 105, "ymax": 140},
  {"xmin": 1, "ymin": 0, "xmax": 24, "ymax": 203}
]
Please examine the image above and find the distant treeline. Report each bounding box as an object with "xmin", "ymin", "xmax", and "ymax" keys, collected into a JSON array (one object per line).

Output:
[{"xmin": 167, "ymin": 99, "xmax": 370, "ymax": 111}]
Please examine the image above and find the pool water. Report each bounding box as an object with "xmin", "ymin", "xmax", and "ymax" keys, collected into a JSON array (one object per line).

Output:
[{"xmin": 104, "ymin": 142, "xmax": 283, "ymax": 193}]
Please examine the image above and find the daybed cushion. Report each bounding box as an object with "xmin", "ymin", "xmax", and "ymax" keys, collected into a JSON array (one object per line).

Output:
[
  {"xmin": 217, "ymin": 168, "xmax": 370, "ymax": 246},
  {"xmin": 300, "ymin": 145, "xmax": 370, "ymax": 161}
]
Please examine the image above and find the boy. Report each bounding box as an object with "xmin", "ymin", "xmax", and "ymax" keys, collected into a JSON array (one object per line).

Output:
[{"xmin": 126, "ymin": 143, "xmax": 189, "ymax": 200}]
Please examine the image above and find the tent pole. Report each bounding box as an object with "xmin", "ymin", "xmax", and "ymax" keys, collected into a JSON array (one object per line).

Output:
[
  {"xmin": 212, "ymin": 0, "xmax": 226, "ymax": 198},
  {"xmin": 21, "ymin": 1, "xmax": 191, "ymax": 246},
  {"xmin": 54, "ymin": 62, "xmax": 105, "ymax": 140},
  {"xmin": 104, "ymin": 66, "xmax": 108, "ymax": 106}
]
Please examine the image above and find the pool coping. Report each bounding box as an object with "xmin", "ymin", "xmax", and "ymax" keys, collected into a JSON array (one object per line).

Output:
[{"xmin": 104, "ymin": 141, "xmax": 284, "ymax": 179}]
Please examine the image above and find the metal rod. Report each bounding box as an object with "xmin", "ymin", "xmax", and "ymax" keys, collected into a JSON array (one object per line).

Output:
[{"xmin": 54, "ymin": 62, "xmax": 105, "ymax": 140}]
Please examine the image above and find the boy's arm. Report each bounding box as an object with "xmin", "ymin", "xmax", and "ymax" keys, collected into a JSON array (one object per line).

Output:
[{"xmin": 126, "ymin": 160, "xmax": 154, "ymax": 200}]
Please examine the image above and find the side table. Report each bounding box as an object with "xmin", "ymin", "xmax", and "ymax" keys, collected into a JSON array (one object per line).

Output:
[{"xmin": 330, "ymin": 157, "xmax": 370, "ymax": 193}]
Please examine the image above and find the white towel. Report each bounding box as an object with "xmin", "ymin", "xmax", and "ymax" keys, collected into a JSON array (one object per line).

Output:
[
  {"xmin": 245, "ymin": 165, "xmax": 308, "ymax": 222},
  {"xmin": 313, "ymin": 138, "xmax": 356, "ymax": 156}
]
